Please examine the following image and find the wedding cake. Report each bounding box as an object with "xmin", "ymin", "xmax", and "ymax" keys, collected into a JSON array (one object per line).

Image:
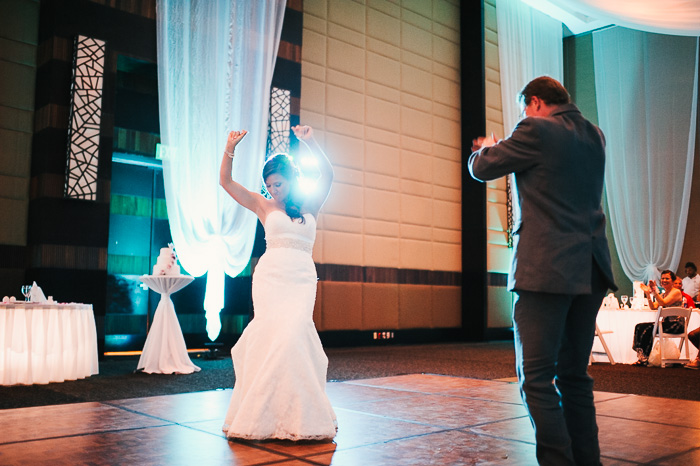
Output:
[{"xmin": 153, "ymin": 244, "xmax": 180, "ymax": 276}]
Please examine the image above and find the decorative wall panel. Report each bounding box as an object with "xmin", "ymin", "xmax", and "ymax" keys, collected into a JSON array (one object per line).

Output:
[
  {"xmin": 64, "ymin": 35, "xmax": 105, "ymax": 201},
  {"xmin": 267, "ymin": 86, "xmax": 291, "ymax": 157}
]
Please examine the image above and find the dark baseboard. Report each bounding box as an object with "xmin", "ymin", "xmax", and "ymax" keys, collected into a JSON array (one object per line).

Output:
[
  {"xmin": 103, "ymin": 327, "xmax": 515, "ymax": 358},
  {"xmin": 484, "ymin": 327, "xmax": 514, "ymax": 341},
  {"xmin": 318, "ymin": 328, "xmax": 465, "ymax": 348}
]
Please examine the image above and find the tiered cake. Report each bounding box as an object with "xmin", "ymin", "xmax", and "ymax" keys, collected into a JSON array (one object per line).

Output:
[{"xmin": 153, "ymin": 244, "xmax": 180, "ymax": 275}]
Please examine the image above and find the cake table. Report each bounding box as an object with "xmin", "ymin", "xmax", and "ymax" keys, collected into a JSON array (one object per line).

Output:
[{"xmin": 138, "ymin": 275, "xmax": 200, "ymax": 374}]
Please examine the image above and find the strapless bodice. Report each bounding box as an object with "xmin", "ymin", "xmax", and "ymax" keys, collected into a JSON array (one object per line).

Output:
[{"xmin": 264, "ymin": 210, "xmax": 316, "ymax": 254}]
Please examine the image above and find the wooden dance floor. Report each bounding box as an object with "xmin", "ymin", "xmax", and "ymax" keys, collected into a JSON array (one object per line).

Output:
[{"xmin": 1, "ymin": 374, "xmax": 700, "ymax": 465}]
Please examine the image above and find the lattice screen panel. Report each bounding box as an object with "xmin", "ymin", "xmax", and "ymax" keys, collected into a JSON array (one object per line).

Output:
[
  {"xmin": 64, "ymin": 35, "xmax": 106, "ymax": 200},
  {"xmin": 266, "ymin": 86, "xmax": 291, "ymax": 158}
]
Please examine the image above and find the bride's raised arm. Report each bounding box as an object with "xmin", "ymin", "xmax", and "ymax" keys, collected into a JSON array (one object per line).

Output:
[
  {"xmin": 219, "ymin": 130, "xmax": 266, "ymax": 217},
  {"xmin": 293, "ymin": 125, "xmax": 334, "ymax": 217}
]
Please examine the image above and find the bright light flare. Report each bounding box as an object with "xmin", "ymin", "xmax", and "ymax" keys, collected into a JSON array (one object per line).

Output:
[
  {"xmin": 298, "ymin": 176, "xmax": 318, "ymax": 194},
  {"xmin": 298, "ymin": 156, "xmax": 318, "ymax": 168}
]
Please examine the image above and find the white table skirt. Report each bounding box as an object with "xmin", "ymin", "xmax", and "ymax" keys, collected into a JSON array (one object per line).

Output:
[
  {"xmin": 595, "ymin": 308, "xmax": 700, "ymax": 364},
  {"xmin": 0, "ymin": 303, "xmax": 99, "ymax": 385},
  {"xmin": 138, "ymin": 275, "xmax": 200, "ymax": 375}
]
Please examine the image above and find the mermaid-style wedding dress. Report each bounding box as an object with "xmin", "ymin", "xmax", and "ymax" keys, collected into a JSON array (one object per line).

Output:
[{"xmin": 223, "ymin": 210, "xmax": 337, "ymax": 440}]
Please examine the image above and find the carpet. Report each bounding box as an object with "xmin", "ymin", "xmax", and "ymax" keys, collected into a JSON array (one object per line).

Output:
[{"xmin": 1, "ymin": 341, "xmax": 698, "ymax": 409}]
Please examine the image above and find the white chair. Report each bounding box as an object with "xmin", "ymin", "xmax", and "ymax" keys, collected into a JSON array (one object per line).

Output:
[
  {"xmin": 590, "ymin": 323, "xmax": 615, "ymax": 365},
  {"xmin": 651, "ymin": 306, "xmax": 692, "ymax": 368}
]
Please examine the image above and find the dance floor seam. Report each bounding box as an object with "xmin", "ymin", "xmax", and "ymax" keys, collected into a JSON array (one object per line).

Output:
[
  {"xmin": 0, "ymin": 423, "xmax": 173, "ymax": 447},
  {"xmin": 341, "ymin": 383, "xmax": 527, "ymax": 406},
  {"xmin": 595, "ymin": 412, "xmax": 700, "ymax": 429},
  {"xmin": 456, "ymin": 428, "xmax": 538, "ymax": 446},
  {"xmin": 2, "ymin": 373, "xmax": 700, "ymax": 465},
  {"xmin": 644, "ymin": 447, "xmax": 700, "ymax": 466}
]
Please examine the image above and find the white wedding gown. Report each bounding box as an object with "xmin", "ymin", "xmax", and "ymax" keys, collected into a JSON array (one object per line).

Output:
[{"xmin": 223, "ymin": 210, "xmax": 337, "ymax": 440}]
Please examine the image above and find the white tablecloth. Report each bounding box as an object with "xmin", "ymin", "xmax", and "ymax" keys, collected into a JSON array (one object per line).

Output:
[
  {"xmin": 0, "ymin": 303, "xmax": 99, "ymax": 385},
  {"xmin": 138, "ymin": 275, "xmax": 200, "ymax": 374},
  {"xmin": 595, "ymin": 308, "xmax": 700, "ymax": 364}
]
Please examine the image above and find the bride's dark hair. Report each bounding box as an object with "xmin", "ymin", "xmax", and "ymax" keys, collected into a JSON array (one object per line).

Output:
[{"xmin": 263, "ymin": 153, "xmax": 305, "ymax": 223}]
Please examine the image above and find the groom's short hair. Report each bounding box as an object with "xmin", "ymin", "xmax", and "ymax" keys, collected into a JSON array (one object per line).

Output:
[{"xmin": 518, "ymin": 76, "xmax": 571, "ymax": 107}]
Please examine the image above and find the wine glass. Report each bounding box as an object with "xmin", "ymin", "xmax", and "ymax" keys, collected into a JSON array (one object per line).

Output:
[
  {"xmin": 21, "ymin": 285, "xmax": 32, "ymax": 302},
  {"xmin": 621, "ymin": 295, "xmax": 629, "ymax": 309}
]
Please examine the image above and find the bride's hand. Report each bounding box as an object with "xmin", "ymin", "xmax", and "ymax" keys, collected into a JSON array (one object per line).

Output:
[
  {"xmin": 292, "ymin": 125, "xmax": 313, "ymax": 141},
  {"xmin": 226, "ymin": 130, "xmax": 248, "ymax": 153}
]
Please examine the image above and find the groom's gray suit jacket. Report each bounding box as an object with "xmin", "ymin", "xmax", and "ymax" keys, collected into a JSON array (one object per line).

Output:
[{"xmin": 469, "ymin": 103, "xmax": 616, "ymax": 295}]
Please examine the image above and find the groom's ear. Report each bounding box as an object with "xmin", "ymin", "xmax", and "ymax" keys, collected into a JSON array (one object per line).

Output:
[{"xmin": 530, "ymin": 96, "xmax": 542, "ymax": 111}]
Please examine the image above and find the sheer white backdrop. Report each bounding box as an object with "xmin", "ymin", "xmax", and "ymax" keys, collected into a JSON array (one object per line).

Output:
[
  {"xmin": 593, "ymin": 29, "xmax": 699, "ymax": 283},
  {"xmin": 551, "ymin": 0, "xmax": 700, "ymax": 36},
  {"xmin": 496, "ymin": 0, "xmax": 563, "ymax": 247},
  {"xmin": 156, "ymin": 0, "xmax": 286, "ymax": 340},
  {"xmin": 497, "ymin": 0, "xmax": 563, "ymax": 134}
]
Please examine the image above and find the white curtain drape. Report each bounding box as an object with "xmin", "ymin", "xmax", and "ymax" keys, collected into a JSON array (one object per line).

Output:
[
  {"xmin": 550, "ymin": 0, "xmax": 700, "ymax": 36},
  {"xmin": 524, "ymin": 0, "xmax": 700, "ymax": 36},
  {"xmin": 156, "ymin": 0, "xmax": 286, "ymax": 340},
  {"xmin": 593, "ymin": 28, "xmax": 699, "ymax": 283},
  {"xmin": 496, "ymin": 0, "xmax": 564, "ymax": 238},
  {"xmin": 497, "ymin": 0, "xmax": 564, "ymax": 133}
]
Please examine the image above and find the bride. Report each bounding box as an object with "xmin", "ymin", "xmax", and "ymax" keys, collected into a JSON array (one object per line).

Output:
[{"xmin": 218, "ymin": 125, "xmax": 337, "ymax": 440}]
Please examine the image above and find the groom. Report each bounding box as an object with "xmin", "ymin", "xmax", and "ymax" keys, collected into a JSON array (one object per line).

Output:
[{"xmin": 469, "ymin": 76, "xmax": 616, "ymax": 465}]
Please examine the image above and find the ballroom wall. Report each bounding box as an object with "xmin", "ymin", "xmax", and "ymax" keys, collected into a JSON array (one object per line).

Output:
[
  {"xmin": 298, "ymin": 0, "xmax": 464, "ymax": 340},
  {"xmin": 0, "ymin": 0, "xmax": 483, "ymax": 352}
]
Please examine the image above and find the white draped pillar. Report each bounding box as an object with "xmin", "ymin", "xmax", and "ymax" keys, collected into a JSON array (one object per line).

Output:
[
  {"xmin": 496, "ymin": 0, "xmax": 564, "ymax": 240},
  {"xmin": 497, "ymin": 0, "xmax": 564, "ymax": 133},
  {"xmin": 156, "ymin": 0, "xmax": 287, "ymax": 340}
]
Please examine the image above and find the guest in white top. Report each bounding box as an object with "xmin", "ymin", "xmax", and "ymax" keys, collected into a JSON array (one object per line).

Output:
[{"xmin": 682, "ymin": 262, "xmax": 700, "ymax": 301}]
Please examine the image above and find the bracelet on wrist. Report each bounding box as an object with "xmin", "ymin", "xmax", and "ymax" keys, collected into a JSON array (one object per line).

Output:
[{"xmin": 225, "ymin": 150, "xmax": 235, "ymax": 158}]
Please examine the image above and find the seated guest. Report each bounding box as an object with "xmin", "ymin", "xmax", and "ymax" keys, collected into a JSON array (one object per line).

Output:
[
  {"xmin": 631, "ymin": 270, "xmax": 685, "ymax": 366},
  {"xmin": 673, "ymin": 276, "xmax": 700, "ymax": 370},
  {"xmin": 674, "ymin": 276, "xmax": 696, "ymax": 308},
  {"xmin": 682, "ymin": 262, "xmax": 700, "ymax": 302}
]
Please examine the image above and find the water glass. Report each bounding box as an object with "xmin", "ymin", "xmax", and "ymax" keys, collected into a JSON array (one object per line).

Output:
[{"xmin": 21, "ymin": 285, "xmax": 32, "ymax": 302}]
